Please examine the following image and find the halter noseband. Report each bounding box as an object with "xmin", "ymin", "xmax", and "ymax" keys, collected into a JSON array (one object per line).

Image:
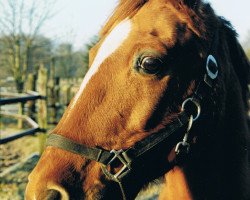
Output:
[{"xmin": 46, "ymin": 36, "xmax": 219, "ymax": 200}]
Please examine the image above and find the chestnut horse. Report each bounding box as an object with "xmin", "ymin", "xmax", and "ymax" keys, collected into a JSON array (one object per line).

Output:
[{"xmin": 26, "ymin": 0, "xmax": 250, "ymax": 199}]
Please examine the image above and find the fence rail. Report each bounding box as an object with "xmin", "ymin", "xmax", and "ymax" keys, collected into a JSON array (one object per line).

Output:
[
  {"xmin": 1, "ymin": 66, "xmax": 81, "ymax": 146},
  {"xmin": 0, "ymin": 127, "xmax": 40, "ymax": 144},
  {"xmin": 0, "ymin": 92, "xmax": 45, "ymax": 105},
  {"xmin": 0, "ymin": 92, "xmax": 46, "ymax": 144}
]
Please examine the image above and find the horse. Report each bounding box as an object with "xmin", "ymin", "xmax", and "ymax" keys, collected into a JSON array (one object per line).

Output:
[{"xmin": 25, "ymin": 0, "xmax": 250, "ymax": 199}]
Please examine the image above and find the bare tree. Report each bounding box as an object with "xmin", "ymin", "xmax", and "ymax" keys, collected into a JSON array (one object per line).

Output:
[
  {"xmin": 0, "ymin": 0, "xmax": 55, "ymax": 92},
  {"xmin": 0, "ymin": 0, "xmax": 55, "ymax": 128}
]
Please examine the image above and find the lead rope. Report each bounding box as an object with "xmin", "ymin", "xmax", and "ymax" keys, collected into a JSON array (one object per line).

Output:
[
  {"xmin": 118, "ymin": 181, "xmax": 127, "ymax": 200},
  {"xmin": 101, "ymin": 164, "xmax": 128, "ymax": 200}
]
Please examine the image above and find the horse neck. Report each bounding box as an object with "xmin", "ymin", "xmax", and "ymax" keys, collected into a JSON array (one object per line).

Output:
[
  {"xmin": 159, "ymin": 80, "xmax": 249, "ymax": 200},
  {"xmin": 159, "ymin": 47, "xmax": 249, "ymax": 200},
  {"xmin": 214, "ymin": 67, "xmax": 250, "ymax": 199}
]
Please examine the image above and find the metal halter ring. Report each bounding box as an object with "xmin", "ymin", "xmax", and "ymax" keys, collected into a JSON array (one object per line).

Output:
[
  {"xmin": 181, "ymin": 98, "xmax": 201, "ymax": 121},
  {"xmin": 206, "ymin": 55, "xmax": 218, "ymax": 80}
]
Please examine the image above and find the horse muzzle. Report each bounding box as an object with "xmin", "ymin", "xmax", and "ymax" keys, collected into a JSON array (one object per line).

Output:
[{"xmin": 25, "ymin": 181, "xmax": 70, "ymax": 200}]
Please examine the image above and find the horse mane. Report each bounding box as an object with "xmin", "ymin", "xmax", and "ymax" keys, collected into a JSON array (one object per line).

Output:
[
  {"xmin": 100, "ymin": 0, "xmax": 206, "ymax": 37},
  {"xmin": 220, "ymin": 19, "xmax": 250, "ymax": 109},
  {"xmin": 100, "ymin": 0, "xmax": 148, "ymax": 36},
  {"xmin": 100, "ymin": 0, "xmax": 218, "ymax": 44}
]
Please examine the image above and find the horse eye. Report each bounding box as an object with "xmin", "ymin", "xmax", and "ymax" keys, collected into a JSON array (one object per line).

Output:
[{"xmin": 138, "ymin": 57, "xmax": 163, "ymax": 74}]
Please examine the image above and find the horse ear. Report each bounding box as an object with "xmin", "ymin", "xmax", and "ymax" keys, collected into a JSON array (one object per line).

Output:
[{"xmin": 183, "ymin": 0, "xmax": 200, "ymax": 8}]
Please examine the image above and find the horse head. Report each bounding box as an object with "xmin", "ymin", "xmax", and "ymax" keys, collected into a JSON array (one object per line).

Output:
[{"xmin": 26, "ymin": 0, "xmax": 250, "ymax": 199}]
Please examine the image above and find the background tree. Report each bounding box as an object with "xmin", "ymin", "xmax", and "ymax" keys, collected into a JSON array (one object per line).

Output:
[
  {"xmin": 82, "ymin": 35, "xmax": 99, "ymax": 70},
  {"xmin": 53, "ymin": 43, "xmax": 86, "ymax": 78},
  {"xmin": 55, "ymin": 43, "xmax": 74, "ymax": 78},
  {"xmin": 0, "ymin": 0, "xmax": 55, "ymax": 93},
  {"xmin": 243, "ymin": 30, "xmax": 250, "ymax": 59},
  {"xmin": 0, "ymin": 0, "xmax": 55, "ymax": 128}
]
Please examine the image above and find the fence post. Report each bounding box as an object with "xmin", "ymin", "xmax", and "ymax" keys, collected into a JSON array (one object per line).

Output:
[
  {"xmin": 48, "ymin": 58, "xmax": 56, "ymax": 124},
  {"xmin": 61, "ymin": 84, "xmax": 71, "ymax": 109},
  {"xmin": 37, "ymin": 64, "xmax": 48, "ymax": 155},
  {"xmin": 26, "ymin": 73, "xmax": 37, "ymax": 119},
  {"xmin": 54, "ymin": 77, "xmax": 60, "ymax": 121},
  {"xmin": 17, "ymin": 103, "xmax": 24, "ymax": 129}
]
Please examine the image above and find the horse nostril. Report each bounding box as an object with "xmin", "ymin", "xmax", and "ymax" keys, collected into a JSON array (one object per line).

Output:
[
  {"xmin": 46, "ymin": 189, "xmax": 62, "ymax": 200},
  {"xmin": 46, "ymin": 186, "xmax": 70, "ymax": 200}
]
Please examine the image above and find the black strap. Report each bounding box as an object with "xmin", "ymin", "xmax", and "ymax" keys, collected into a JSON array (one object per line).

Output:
[
  {"xmin": 46, "ymin": 134, "xmax": 112, "ymax": 163},
  {"xmin": 46, "ymin": 111, "xmax": 189, "ymax": 167},
  {"xmin": 123, "ymin": 111, "xmax": 189, "ymax": 161}
]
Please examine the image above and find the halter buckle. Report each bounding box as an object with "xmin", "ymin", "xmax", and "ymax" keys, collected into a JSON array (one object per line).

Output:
[
  {"xmin": 175, "ymin": 115, "xmax": 193, "ymax": 156},
  {"xmin": 101, "ymin": 149, "xmax": 131, "ymax": 182},
  {"xmin": 175, "ymin": 141, "xmax": 190, "ymax": 155}
]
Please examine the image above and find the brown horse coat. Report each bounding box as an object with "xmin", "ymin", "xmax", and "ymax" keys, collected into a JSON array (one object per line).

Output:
[{"xmin": 26, "ymin": 0, "xmax": 250, "ymax": 199}]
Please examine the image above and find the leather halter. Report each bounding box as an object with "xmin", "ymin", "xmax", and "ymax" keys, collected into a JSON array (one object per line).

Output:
[
  {"xmin": 46, "ymin": 35, "xmax": 219, "ymax": 200},
  {"xmin": 46, "ymin": 111, "xmax": 191, "ymax": 200}
]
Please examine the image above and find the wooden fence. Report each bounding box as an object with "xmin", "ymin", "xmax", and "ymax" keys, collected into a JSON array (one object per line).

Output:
[{"xmin": 0, "ymin": 64, "xmax": 82, "ymax": 149}]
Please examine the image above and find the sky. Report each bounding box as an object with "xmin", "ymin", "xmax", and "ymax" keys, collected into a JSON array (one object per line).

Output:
[{"xmin": 42, "ymin": 0, "xmax": 250, "ymax": 50}]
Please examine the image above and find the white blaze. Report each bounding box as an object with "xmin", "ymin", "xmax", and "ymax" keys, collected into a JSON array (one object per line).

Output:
[{"xmin": 71, "ymin": 19, "xmax": 132, "ymax": 107}]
